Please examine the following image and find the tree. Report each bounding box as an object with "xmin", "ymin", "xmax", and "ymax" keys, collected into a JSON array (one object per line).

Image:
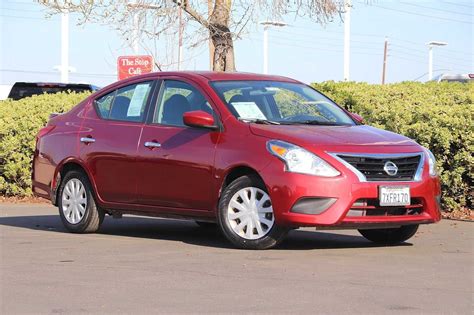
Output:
[{"xmin": 38, "ymin": 0, "xmax": 341, "ymax": 71}]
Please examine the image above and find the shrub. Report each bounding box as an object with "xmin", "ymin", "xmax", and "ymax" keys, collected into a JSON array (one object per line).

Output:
[
  {"xmin": 0, "ymin": 92, "xmax": 91, "ymax": 196},
  {"xmin": 312, "ymin": 81, "xmax": 473, "ymax": 211},
  {"xmin": 0, "ymin": 82, "xmax": 472, "ymax": 212}
]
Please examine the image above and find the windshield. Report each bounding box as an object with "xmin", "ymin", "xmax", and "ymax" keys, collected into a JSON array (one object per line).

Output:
[{"xmin": 211, "ymin": 80, "xmax": 355, "ymax": 126}]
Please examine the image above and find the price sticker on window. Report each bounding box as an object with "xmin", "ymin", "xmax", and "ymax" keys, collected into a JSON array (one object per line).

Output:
[{"xmin": 231, "ymin": 102, "xmax": 266, "ymax": 120}]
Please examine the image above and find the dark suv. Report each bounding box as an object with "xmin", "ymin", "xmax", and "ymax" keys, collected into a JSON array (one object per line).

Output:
[{"xmin": 8, "ymin": 82, "xmax": 99, "ymax": 100}]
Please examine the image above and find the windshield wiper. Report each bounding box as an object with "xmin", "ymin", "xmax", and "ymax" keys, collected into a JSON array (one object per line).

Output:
[
  {"xmin": 285, "ymin": 120, "xmax": 346, "ymax": 126},
  {"xmin": 238, "ymin": 118, "xmax": 281, "ymax": 125}
]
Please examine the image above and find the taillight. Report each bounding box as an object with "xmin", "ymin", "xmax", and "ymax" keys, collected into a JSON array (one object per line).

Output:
[{"xmin": 36, "ymin": 125, "xmax": 55, "ymax": 144}]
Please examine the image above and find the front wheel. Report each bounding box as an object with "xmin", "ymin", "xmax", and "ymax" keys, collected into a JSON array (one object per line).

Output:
[
  {"xmin": 217, "ymin": 175, "xmax": 289, "ymax": 250},
  {"xmin": 58, "ymin": 170, "xmax": 105, "ymax": 233},
  {"xmin": 358, "ymin": 225, "xmax": 419, "ymax": 245}
]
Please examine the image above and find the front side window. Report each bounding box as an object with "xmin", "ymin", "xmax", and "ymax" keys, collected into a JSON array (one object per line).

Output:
[
  {"xmin": 211, "ymin": 81, "xmax": 355, "ymax": 126},
  {"xmin": 94, "ymin": 81, "xmax": 153, "ymax": 122},
  {"xmin": 154, "ymin": 80, "xmax": 215, "ymax": 127}
]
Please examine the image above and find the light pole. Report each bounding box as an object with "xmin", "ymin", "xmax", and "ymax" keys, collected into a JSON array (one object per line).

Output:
[
  {"xmin": 343, "ymin": 0, "xmax": 351, "ymax": 81},
  {"xmin": 427, "ymin": 41, "xmax": 447, "ymax": 81},
  {"xmin": 260, "ymin": 21, "xmax": 287, "ymax": 74},
  {"xmin": 61, "ymin": 11, "xmax": 69, "ymax": 83}
]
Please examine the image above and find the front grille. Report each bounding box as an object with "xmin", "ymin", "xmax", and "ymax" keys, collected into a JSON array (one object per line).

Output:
[
  {"xmin": 346, "ymin": 198, "xmax": 424, "ymax": 217},
  {"xmin": 337, "ymin": 154, "xmax": 421, "ymax": 181}
]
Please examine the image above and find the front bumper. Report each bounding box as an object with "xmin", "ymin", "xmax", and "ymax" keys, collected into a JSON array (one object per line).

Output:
[{"xmin": 260, "ymin": 158, "xmax": 442, "ymax": 228}]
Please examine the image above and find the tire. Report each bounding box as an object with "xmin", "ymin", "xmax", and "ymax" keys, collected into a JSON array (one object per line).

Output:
[
  {"xmin": 195, "ymin": 221, "xmax": 217, "ymax": 229},
  {"xmin": 58, "ymin": 170, "xmax": 105, "ymax": 233},
  {"xmin": 358, "ymin": 224, "xmax": 419, "ymax": 245},
  {"xmin": 217, "ymin": 175, "xmax": 289, "ymax": 250}
]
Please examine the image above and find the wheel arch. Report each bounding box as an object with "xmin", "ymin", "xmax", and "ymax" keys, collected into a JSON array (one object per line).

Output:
[
  {"xmin": 219, "ymin": 165, "xmax": 267, "ymax": 198},
  {"xmin": 52, "ymin": 158, "xmax": 97, "ymax": 206}
]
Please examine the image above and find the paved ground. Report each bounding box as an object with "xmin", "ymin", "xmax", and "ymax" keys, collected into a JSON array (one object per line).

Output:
[{"xmin": 1, "ymin": 203, "xmax": 472, "ymax": 314}]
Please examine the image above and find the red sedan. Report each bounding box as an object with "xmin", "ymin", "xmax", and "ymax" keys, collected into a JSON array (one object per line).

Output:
[{"xmin": 32, "ymin": 71, "xmax": 441, "ymax": 249}]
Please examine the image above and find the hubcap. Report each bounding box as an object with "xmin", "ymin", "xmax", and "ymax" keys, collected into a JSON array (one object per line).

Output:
[
  {"xmin": 61, "ymin": 178, "xmax": 87, "ymax": 224},
  {"xmin": 227, "ymin": 187, "xmax": 274, "ymax": 240}
]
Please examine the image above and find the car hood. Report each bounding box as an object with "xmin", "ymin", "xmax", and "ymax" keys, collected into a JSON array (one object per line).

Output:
[{"xmin": 249, "ymin": 124, "xmax": 418, "ymax": 147}]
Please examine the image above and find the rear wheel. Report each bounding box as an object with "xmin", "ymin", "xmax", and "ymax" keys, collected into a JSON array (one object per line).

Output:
[
  {"xmin": 58, "ymin": 170, "xmax": 104, "ymax": 233},
  {"xmin": 358, "ymin": 225, "xmax": 419, "ymax": 244},
  {"xmin": 217, "ymin": 175, "xmax": 289, "ymax": 250}
]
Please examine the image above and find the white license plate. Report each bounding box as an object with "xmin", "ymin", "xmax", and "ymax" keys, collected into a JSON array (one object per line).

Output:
[{"xmin": 379, "ymin": 186, "xmax": 410, "ymax": 206}]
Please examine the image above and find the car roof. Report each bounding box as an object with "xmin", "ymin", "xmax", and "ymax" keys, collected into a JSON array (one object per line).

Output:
[{"xmin": 117, "ymin": 71, "xmax": 300, "ymax": 84}]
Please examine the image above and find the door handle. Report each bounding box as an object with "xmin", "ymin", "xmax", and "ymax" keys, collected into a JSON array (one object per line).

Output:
[
  {"xmin": 80, "ymin": 137, "xmax": 96, "ymax": 144},
  {"xmin": 144, "ymin": 141, "xmax": 161, "ymax": 149}
]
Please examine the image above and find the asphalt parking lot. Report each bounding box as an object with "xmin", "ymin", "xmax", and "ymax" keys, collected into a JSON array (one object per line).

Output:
[{"xmin": 1, "ymin": 203, "xmax": 472, "ymax": 314}]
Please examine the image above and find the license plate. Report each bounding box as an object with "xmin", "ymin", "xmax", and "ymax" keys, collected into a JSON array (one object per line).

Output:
[{"xmin": 379, "ymin": 186, "xmax": 410, "ymax": 206}]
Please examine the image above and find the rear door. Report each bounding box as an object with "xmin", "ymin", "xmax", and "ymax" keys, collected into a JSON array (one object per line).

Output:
[
  {"xmin": 79, "ymin": 80, "xmax": 155, "ymax": 204},
  {"xmin": 136, "ymin": 78, "xmax": 220, "ymax": 210}
]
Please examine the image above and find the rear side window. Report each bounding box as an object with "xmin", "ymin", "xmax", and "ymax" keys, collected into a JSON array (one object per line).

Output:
[
  {"xmin": 94, "ymin": 81, "xmax": 152, "ymax": 122},
  {"xmin": 95, "ymin": 92, "xmax": 115, "ymax": 118}
]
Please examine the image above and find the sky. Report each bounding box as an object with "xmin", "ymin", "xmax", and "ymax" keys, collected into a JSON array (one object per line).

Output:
[{"xmin": 1, "ymin": 0, "xmax": 473, "ymax": 88}]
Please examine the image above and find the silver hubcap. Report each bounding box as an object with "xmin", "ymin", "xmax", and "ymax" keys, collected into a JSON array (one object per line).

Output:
[
  {"xmin": 61, "ymin": 179, "xmax": 87, "ymax": 224},
  {"xmin": 227, "ymin": 187, "xmax": 275, "ymax": 240}
]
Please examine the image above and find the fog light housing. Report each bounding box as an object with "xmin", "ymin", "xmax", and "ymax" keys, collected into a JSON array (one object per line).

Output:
[{"xmin": 290, "ymin": 197, "xmax": 337, "ymax": 215}]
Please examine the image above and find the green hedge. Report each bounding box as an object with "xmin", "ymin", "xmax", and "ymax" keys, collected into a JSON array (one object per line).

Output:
[
  {"xmin": 312, "ymin": 81, "xmax": 473, "ymax": 211},
  {"xmin": 0, "ymin": 83, "xmax": 472, "ymax": 211},
  {"xmin": 0, "ymin": 92, "xmax": 91, "ymax": 196}
]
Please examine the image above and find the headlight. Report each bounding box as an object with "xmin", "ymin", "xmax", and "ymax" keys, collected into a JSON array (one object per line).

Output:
[
  {"xmin": 267, "ymin": 140, "xmax": 340, "ymax": 177},
  {"xmin": 424, "ymin": 148, "xmax": 437, "ymax": 176}
]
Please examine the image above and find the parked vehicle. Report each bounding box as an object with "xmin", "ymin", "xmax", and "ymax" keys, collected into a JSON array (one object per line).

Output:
[
  {"xmin": 8, "ymin": 82, "xmax": 100, "ymax": 100},
  {"xmin": 433, "ymin": 73, "xmax": 474, "ymax": 83},
  {"xmin": 32, "ymin": 71, "xmax": 441, "ymax": 249}
]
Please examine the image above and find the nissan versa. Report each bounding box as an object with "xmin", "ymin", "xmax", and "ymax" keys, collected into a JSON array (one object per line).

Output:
[{"xmin": 32, "ymin": 72, "xmax": 441, "ymax": 249}]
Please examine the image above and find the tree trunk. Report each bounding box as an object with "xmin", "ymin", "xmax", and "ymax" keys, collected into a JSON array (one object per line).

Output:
[{"xmin": 209, "ymin": 0, "xmax": 235, "ymax": 72}]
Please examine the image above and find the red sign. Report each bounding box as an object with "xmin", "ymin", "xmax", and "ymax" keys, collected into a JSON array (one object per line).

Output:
[{"xmin": 117, "ymin": 55, "xmax": 154, "ymax": 80}]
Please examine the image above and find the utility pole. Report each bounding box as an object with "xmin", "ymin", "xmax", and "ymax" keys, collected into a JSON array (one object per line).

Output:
[
  {"xmin": 61, "ymin": 11, "xmax": 69, "ymax": 83},
  {"xmin": 343, "ymin": 0, "xmax": 351, "ymax": 81},
  {"xmin": 260, "ymin": 21, "xmax": 287, "ymax": 74},
  {"xmin": 263, "ymin": 26, "xmax": 268, "ymax": 74},
  {"xmin": 208, "ymin": 0, "xmax": 214, "ymax": 70},
  {"xmin": 177, "ymin": 5, "xmax": 183, "ymax": 70},
  {"xmin": 427, "ymin": 41, "xmax": 447, "ymax": 80},
  {"xmin": 381, "ymin": 37, "xmax": 388, "ymax": 84}
]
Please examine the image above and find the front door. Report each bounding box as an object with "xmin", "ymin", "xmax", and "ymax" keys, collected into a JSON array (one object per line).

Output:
[{"xmin": 136, "ymin": 79, "xmax": 220, "ymax": 210}]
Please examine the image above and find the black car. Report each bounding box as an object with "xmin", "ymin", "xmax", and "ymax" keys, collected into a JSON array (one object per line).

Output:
[{"xmin": 7, "ymin": 82, "xmax": 100, "ymax": 100}]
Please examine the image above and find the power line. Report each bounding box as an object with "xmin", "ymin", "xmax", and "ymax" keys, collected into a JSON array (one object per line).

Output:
[
  {"xmin": 2, "ymin": 7, "xmax": 43, "ymax": 13},
  {"xmin": 273, "ymin": 29, "xmax": 381, "ymax": 46},
  {"xmin": 0, "ymin": 69, "xmax": 116, "ymax": 78},
  {"xmin": 443, "ymin": 1, "xmax": 474, "ymax": 9},
  {"xmin": 268, "ymin": 34, "xmax": 381, "ymax": 53},
  {"xmin": 0, "ymin": 14, "xmax": 53, "ymax": 21},
  {"xmin": 389, "ymin": 37, "xmax": 473, "ymax": 57},
  {"xmin": 248, "ymin": 36, "xmax": 383, "ymax": 56},
  {"xmin": 368, "ymin": 3, "xmax": 473, "ymax": 24},
  {"xmin": 399, "ymin": 2, "xmax": 473, "ymax": 16},
  {"xmin": 390, "ymin": 43, "xmax": 472, "ymax": 64}
]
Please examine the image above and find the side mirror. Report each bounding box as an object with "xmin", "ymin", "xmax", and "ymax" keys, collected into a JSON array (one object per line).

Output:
[
  {"xmin": 183, "ymin": 110, "xmax": 218, "ymax": 130},
  {"xmin": 350, "ymin": 112, "xmax": 364, "ymax": 124}
]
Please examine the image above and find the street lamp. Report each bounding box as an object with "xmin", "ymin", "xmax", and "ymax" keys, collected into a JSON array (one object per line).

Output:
[
  {"xmin": 427, "ymin": 41, "xmax": 447, "ymax": 81},
  {"xmin": 259, "ymin": 21, "xmax": 287, "ymax": 74}
]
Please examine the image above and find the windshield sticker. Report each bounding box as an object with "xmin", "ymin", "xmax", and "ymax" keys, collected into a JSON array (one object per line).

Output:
[
  {"xmin": 231, "ymin": 102, "xmax": 266, "ymax": 120},
  {"xmin": 127, "ymin": 84, "xmax": 149, "ymax": 117}
]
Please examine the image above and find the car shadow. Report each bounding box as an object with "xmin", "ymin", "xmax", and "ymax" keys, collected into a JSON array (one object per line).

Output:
[{"xmin": 0, "ymin": 215, "xmax": 412, "ymax": 250}]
